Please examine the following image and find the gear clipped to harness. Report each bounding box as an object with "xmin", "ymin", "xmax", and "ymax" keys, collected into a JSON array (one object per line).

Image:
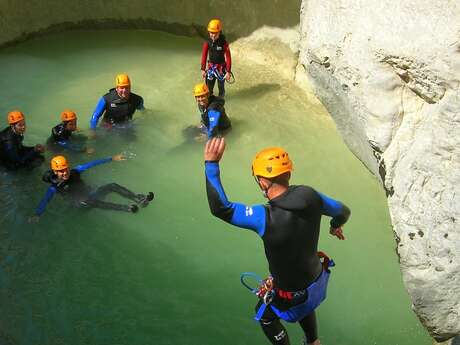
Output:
[{"xmin": 240, "ymin": 272, "xmax": 275, "ymax": 305}]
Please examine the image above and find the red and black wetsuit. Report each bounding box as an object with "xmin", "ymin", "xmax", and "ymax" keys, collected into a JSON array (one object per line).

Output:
[{"xmin": 201, "ymin": 34, "xmax": 232, "ymax": 97}]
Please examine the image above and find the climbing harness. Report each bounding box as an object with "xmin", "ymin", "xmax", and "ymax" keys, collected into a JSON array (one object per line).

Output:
[
  {"xmin": 206, "ymin": 64, "xmax": 235, "ymax": 84},
  {"xmin": 241, "ymin": 252, "xmax": 335, "ymax": 305}
]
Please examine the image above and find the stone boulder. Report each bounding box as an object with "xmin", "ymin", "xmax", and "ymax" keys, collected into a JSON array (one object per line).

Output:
[{"xmin": 296, "ymin": 0, "xmax": 460, "ymax": 341}]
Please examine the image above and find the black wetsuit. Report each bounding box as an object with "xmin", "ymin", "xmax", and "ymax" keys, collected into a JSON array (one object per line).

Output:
[
  {"xmin": 35, "ymin": 157, "xmax": 147, "ymax": 216},
  {"xmin": 205, "ymin": 162, "xmax": 350, "ymax": 344},
  {"xmin": 199, "ymin": 96, "xmax": 231, "ymax": 138},
  {"xmin": 0, "ymin": 126, "xmax": 44, "ymax": 170},
  {"xmin": 90, "ymin": 88, "xmax": 144, "ymax": 129},
  {"xmin": 47, "ymin": 123, "xmax": 86, "ymax": 152}
]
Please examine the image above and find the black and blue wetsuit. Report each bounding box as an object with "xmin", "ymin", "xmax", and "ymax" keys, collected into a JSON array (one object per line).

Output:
[
  {"xmin": 47, "ymin": 123, "xmax": 86, "ymax": 152},
  {"xmin": 90, "ymin": 88, "xmax": 144, "ymax": 129},
  {"xmin": 205, "ymin": 161, "xmax": 350, "ymax": 344},
  {"xmin": 36, "ymin": 157, "xmax": 144, "ymax": 216},
  {"xmin": 0, "ymin": 126, "xmax": 44, "ymax": 170},
  {"xmin": 199, "ymin": 96, "xmax": 231, "ymax": 139}
]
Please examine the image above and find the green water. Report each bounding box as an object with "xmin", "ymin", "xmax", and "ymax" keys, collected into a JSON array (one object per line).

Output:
[{"xmin": 0, "ymin": 30, "xmax": 430, "ymax": 345}]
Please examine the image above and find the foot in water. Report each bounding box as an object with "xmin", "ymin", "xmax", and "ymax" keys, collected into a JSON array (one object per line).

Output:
[
  {"xmin": 129, "ymin": 204, "xmax": 139, "ymax": 213},
  {"xmin": 135, "ymin": 192, "xmax": 154, "ymax": 207}
]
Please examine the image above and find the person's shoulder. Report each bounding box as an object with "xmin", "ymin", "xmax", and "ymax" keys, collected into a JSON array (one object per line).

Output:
[
  {"xmin": 103, "ymin": 88, "xmax": 116, "ymax": 98},
  {"xmin": 290, "ymin": 185, "xmax": 321, "ymax": 200},
  {"xmin": 209, "ymin": 95, "xmax": 225, "ymax": 108}
]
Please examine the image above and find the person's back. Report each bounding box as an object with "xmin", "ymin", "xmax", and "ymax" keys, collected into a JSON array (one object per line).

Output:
[{"xmin": 263, "ymin": 185, "xmax": 324, "ymax": 291}]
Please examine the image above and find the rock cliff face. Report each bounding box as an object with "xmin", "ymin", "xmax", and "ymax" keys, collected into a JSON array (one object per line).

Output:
[{"xmin": 297, "ymin": 0, "xmax": 460, "ymax": 341}]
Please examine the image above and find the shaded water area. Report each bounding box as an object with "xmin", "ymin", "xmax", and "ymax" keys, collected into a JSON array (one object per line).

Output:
[{"xmin": 0, "ymin": 30, "xmax": 430, "ymax": 345}]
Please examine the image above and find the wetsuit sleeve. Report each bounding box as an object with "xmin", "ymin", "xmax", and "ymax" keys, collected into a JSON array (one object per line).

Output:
[
  {"xmin": 56, "ymin": 140, "xmax": 86, "ymax": 152},
  {"xmin": 318, "ymin": 192, "xmax": 351, "ymax": 228},
  {"xmin": 90, "ymin": 97, "xmax": 106, "ymax": 129},
  {"xmin": 35, "ymin": 186, "xmax": 57, "ymax": 216},
  {"xmin": 201, "ymin": 42, "xmax": 209, "ymax": 70},
  {"xmin": 137, "ymin": 96, "xmax": 145, "ymax": 110},
  {"xmin": 74, "ymin": 157, "xmax": 112, "ymax": 173},
  {"xmin": 207, "ymin": 110, "xmax": 221, "ymax": 138},
  {"xmin": 224, "ymin": 42, "xmax": 232, "ymax": 72},
  {"xmin": 205, "ymin": 161, "xmax": 266, "ymax": 236}
]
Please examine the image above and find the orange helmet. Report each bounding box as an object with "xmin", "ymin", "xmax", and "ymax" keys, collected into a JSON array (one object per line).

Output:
[
  {"xmin": 194, "ymin": 83, "xmax": 209, "ymax": 97},
  {"xmin": 252, "ymin": 147, "xmax": 293, "ymax": 178},
  {"xmin": 207, "ymin": 19, "xmax": 222, "ymax": 33},
  {"xmin": 116, "ymin": 74, "xmax": 131, "ymax": 87},
  {"xmin": 61, "ymin": 109, "xmax": 77, "ymax": 122},
  {"xmin": 51, "ymin": 156, "xmax": 69, "ymax": 171},
  {"xmin": 7, "ymin": 110, "xmax": 25, "ymax": 125}
]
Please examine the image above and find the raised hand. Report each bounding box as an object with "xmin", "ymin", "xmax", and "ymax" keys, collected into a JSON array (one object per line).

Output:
[
  {"xmin": 112, "ymin": 153, "xmax": 127, "ymax": 161},
  {"xmin": 204, "ymin": 137, "xmax": 226, "ymax": 162}
]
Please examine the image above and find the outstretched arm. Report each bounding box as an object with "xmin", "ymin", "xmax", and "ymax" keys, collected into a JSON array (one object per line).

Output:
[
  {"xmin": 74, "ymin": 154, "xmax": 125, "ymax": 173},
  {"xmin": 204, "ymin": 138, "xmax": 266, "ymax": 236},
  {"xmin": 35, "ymin": 186, "xmax": 57, "ymax": 216},
  {"xmin": 89, "ymin": 97, "xmax": 106, "ymax": 129}
]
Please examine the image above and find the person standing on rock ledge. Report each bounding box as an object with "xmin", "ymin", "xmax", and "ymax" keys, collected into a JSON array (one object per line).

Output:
[
  {"xmin": 200, "ymin": 19, "xmax": 232, "ymax": 97},
  {"xmin": 203, "ymin": 137, "xmax": 350, "ymax": 345}
]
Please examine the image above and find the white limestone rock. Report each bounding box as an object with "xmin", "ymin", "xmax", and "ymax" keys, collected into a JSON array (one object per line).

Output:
[{"xmin": 297, "ymin": 0, "xmax": 460, "ymax": 341}]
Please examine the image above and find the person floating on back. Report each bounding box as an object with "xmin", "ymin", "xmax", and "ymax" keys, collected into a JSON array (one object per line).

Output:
[
  {"xmin": 0, "ymin": 110, "xmax": 45, "ymax": 170},
  {"xmin": 30, "ymin": 154, "xmax": 153, "ymax": 222},
  {"xmin": 201, "ymin": 19, "xmax": 232, "ymax": 97},
  {"xmin": 204, "ymin": 137, "xmax": 350, "ymax": 345},
  {"xmin": 89, "ymin": 74, "xmax": 144, "ymax": 136},
  {"xmin": 194, "ymin": 83, "xmax": 231, "ymax": 139},
  {"xmin": 47, "ymin": 110, "xmax": 94, "ymax": 154}
]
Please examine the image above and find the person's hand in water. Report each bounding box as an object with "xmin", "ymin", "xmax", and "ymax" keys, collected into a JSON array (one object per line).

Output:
[
  {"xmin": 112, "ymin": 153, "xmax": 126, "ymax": 161},
  {"xmin": 86, "ymin": 147, "xmax": 95, "ymax": 155},
  {"xmin": 28, "ymin": 215, "xmax": 40, "ymax": 223},
  {"xmin": 34, "ymin": 144, "xmax": 45, "ymax": 153},
  {"xmin": 205, "ymin": 137, "xmax": 226, "ymax": 162},
  {"xmin": 330, "ymin": 227, "xmax": 345, "ymax": 240},
  {"xmin": 88, "ymin": 129, "xmax": 96, "ymax": 140}
]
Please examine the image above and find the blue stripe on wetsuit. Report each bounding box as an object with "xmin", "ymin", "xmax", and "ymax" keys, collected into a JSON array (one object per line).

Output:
[
  {"xmin": 205, "ymin": 162, "xmax": 266, "ymax": 236},
  {"xmin": 35, "ymin": 186, "xmax": 57, "ymax": 216},
  {"xmin": 90, "ymin": 97, "xmax": 107, "ymax": 129},
  {"xmin": 207, "ymin": 110, "xmax": 221, "ymax": 138},
  {"xmin": 318, "ymin": 191, "xmax": 350, "ymax": 228},
  {"xmin": 74, "ymin": 157, "xmax": 112, "ymax": 173}
]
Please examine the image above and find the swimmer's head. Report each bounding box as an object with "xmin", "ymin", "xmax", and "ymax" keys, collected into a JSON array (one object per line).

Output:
[
  {"xmin": 51, "ymin": 155, "xmax": 70, "ymax": 181},
  {"xmin": 61, "ymin": 110, "xmax": 78, "ymax": 132},
  {"xmin": 8, "ymin": 110, "xmax": 26, "ymax": 135},
  {"xmin": 194, "ymin": 83, "xmax": 210, "ymax": 107},
  {"xmin": 207, "ymin": 19, "xmax": 222, "ymax": 41},
  {"xmin": 115, "ymin": 74, "xmax": 131, "ymax": 99}
]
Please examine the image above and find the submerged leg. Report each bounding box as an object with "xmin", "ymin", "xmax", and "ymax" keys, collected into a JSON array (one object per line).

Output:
[
  {"xmin": 255, "ymin": 301, "xmax": 290, "ymax": 345},
  {"xmin": 92, "ymin": 183, "xmax": 153, "ymax": 207},
  {"xmin": 82, "ymin": 198, "xmax": 138, "ymax": 213},
  {"xmin": 299, "ymin": 311, "xmax": 320, "ymax": 345}
]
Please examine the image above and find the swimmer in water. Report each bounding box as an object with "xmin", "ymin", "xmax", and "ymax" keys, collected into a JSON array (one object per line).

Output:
[
  {"xmin": 47, "ymin": 110, "xmax": 94, "ymax": 154},
  {"xmin": 0, "ymin": 110, "xmax": 45, "ymax": 170},
  {"xmin": 89, "ymin": 74, "xmax": 144, "ymax": 137},
  {"xmin": 30, "ymin": 154, "xmax": 153, "ymax": 222},
  {"xmin": 194, "ymin": 83, "xmax": 231, "ymax": 139}
]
